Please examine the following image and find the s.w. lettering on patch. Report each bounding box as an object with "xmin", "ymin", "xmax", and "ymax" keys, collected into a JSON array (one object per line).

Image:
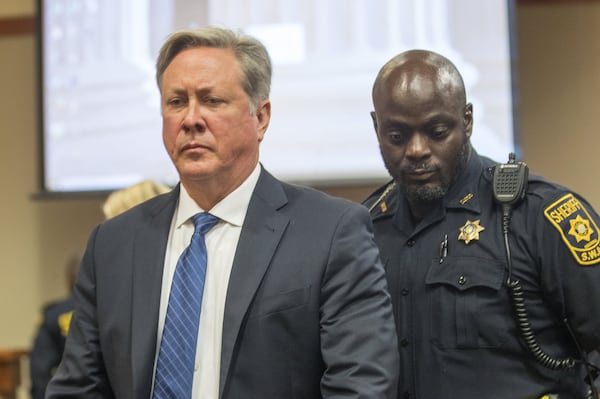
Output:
[{"xmin": 544, "ymin": 193, "xmax": 600, "ymax": 266}]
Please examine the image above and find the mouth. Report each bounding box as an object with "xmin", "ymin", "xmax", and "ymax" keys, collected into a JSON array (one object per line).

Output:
[
  {"xmin": 181, "ymin": 142, "xmax": 209, "ymax": 154},
  {"xmin": 405, "ymin": 170, "xmax": 435, "ymax": 182},
  {"xmin": 401, "ymin": 164, "xmax": 437, "ymax": 182}
]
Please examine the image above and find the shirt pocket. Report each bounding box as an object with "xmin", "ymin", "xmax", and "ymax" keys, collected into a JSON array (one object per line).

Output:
[{"xmin": 425, "ymin": 256, "xmax": 511, "ymax": 349}]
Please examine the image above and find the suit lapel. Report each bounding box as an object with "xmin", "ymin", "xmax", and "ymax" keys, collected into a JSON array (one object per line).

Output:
[
  {"xmin": 219, "ymin": 170, "xmax": 289, "ymax": 398},
  {"xmin": 130, "ymin": 189, "xmax": 178, "ymax": 399}
]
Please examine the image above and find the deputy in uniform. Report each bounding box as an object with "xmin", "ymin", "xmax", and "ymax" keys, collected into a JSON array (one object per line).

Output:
[
  {"xmin": 364, "ymin": 49, "xmax": 600, "ymax": 399},
  {"xmin": 30, "ymin": 254, "xmax": 79, "ymax": 399}
]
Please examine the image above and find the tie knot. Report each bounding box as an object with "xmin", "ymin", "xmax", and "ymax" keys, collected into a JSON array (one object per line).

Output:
[{"xmin": 192, "ymin": 212, "xmax": 219, "ymax": 235}]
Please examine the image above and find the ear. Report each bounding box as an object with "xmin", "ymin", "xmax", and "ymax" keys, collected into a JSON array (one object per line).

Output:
[
  {"xmin": 255, "ymin": 99, "xmax": 271, "ymax": 142},
  {"xmin": 463, "ymin": 103, "xmax": 473, "ymax": 139},
  {"xmin": 370, "ymin": 111, "xmax": 378, "ymax": 132}
]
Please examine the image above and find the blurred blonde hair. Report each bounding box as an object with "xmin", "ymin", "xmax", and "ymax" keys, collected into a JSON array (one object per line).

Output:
[{"xmin": 102, "ymin": 180, "xmax": 171, "ymax": 219}]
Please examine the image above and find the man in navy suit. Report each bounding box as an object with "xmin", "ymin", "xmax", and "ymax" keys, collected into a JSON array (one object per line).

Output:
[{"xmin": 46, "ymin": 26, "xmax": 399, "ymax": 399}]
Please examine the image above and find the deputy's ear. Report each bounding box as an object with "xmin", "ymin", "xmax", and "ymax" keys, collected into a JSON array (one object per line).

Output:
[
  {"xmin": 463, "ymin": 103, "xmax": 473, "ymax": 139},
  {"xmin": 370, "ymin": 111, "xmax": 378, "ymax": 131}
]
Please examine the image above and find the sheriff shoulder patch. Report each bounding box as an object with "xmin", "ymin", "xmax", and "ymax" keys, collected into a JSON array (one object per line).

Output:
[{"xmin": 544, "ymin": 193, "xmax": 600, "ymax": 266}]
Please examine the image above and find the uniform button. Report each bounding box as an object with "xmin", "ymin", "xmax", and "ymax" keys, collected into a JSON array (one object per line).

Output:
[
  {"xmin": 403, "ymin": 391, "xmax": 411, "ymax": 399},
  {"xmin": 401, "ymin": 288, "xmax": 409, "ymax": 296},
  {"xmin": 400, "ymin": 338, "xmax": 409, "ymax": 347},
  {"xmin": 406, "ymin": 240, "xmax": 415, "ymax": 247},
  {"xmin": 458, "ymin": 275, "xmax": 467, "ymax": 285}
]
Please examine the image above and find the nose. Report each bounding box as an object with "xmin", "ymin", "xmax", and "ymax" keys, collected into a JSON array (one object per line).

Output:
[
  {"xmin": 182, "ymin": 102, "xmax": 206, "ymax": 134},
  {"xmin": 405, "ymin": 133, "xmax": 431, "ymax": 160}
]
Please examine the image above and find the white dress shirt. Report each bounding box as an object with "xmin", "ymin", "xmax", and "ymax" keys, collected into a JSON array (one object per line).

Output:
[{"xmin": 153, "ymin": 164, "xmax": 260, "ymax": 399}]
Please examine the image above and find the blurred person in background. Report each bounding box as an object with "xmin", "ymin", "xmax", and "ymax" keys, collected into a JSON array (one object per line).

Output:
[{"xmin": 29, "ymin": 253, "xmax": 79, "ymax": 399}]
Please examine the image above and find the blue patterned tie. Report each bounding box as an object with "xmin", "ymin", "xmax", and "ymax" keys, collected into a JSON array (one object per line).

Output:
[{"xmin": 152, "ymin": 212, "xmax": 219, "ymax": 399}]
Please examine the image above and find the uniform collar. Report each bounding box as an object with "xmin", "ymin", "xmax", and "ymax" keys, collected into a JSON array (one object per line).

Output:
[{"xmin": 442, "ymin": 150, "xmax": 485, "ymax": 214}]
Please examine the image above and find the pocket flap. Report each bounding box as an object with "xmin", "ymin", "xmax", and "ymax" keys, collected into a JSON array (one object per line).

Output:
[{"xmin": 425, "ymin": 257, "xmax": 505, "ymax": 291}]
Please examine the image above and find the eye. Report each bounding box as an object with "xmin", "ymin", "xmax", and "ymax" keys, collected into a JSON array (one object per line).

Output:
[
  {"xmin": 430, "ymin": 125, "xmax": 449, "ymax": 139},
  {"xmin": 205, "ymin": 97, "xmax": 225, "ymax": 106},
  {"xmin": 166, "ymin": 97, "xmax": 185, "ymax": 108},
  {"xmin": 388, "ymin": 130, "xmax": 408, "ymax": 144}
]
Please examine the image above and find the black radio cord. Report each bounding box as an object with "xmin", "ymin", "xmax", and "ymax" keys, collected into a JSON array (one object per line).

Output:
[{"xmin": 502, "ymin": 205, "xmax": 576, "ymax": 370}]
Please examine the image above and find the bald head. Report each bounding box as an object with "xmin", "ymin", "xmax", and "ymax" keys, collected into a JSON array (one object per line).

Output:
[{"xmin": 372, "ymin": 49, "xmax": 466, "ymax": 110}]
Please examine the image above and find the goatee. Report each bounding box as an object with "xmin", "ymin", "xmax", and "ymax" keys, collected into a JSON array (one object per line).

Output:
[{"xmin": 390, "ymin": 139, "xmax": 471, "ymax": 204}]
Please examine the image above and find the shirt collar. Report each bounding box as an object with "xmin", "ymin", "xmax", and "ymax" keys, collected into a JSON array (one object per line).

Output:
[{"xmin": 175, "ymin": 163, "xmax": 261, "ymax": 228}]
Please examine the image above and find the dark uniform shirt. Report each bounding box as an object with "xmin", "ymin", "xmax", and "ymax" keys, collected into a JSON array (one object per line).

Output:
[
  {"xmin": 364, "ymin": 151, "xmax": 600, "ymax": 399},
  {"xmin": 30, "ymin": 296, "xmax": 74, "ymax": 399}
]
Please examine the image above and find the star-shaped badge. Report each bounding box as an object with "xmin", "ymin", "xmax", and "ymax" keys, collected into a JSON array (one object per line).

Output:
[
  {"xmin": 458, "ymin": 219, "xmax": 485, "ymax": 244},
  {"xmin": 568, "ymin": 215, "xmax": 593, "ymax": 243}
]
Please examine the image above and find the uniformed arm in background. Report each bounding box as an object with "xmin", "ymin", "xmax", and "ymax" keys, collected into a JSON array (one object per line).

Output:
[
  {"xmin": 45, "ymin": 227, "xmax": 116, "ymax": 399},
  {"xmin": 30, "ymin": 303, "xmax": 68, "ymax": 399},
  {"xmin": 534, "ymin": 188, "xmax": 600, "ymax": 353}
]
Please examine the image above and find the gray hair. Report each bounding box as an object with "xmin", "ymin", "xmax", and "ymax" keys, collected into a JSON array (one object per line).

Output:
[{"xmin": 156, "ymin": 26, "xmax": 272, "ymax": 113}]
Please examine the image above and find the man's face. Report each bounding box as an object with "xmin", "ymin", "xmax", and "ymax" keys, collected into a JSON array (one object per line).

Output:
[
  {"xmin": 160, "ymin": 47, "xmax": 270, "ymax": 191},
  {"xmin": 372, "ymin": 71, "xmax": 472, "ymax": 202}
]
